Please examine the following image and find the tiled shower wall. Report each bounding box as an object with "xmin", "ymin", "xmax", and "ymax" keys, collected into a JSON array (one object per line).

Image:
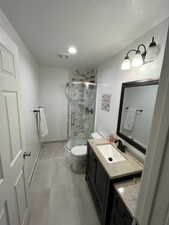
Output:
[{"xmin": 71, "ymin": 69, "xmax": 97, "ymax": 83}]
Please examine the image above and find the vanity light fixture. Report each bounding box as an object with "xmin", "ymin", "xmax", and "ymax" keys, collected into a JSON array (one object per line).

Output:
[
  {"xmin": 131, "ymin": 44, "xmax": 146, "ymax": 67},
  {"xmin": 121, "ymin": 55, "xmax": 131, "ymax": 70},
  {"xmin": 121, "ymin": 44, "xmax": 146, "ymax": 70},
  {"xmin": 148, "ymin": 36, "xmax": 160, "ymax": 59},
  {"xmin": 121, "ymin": 37, "xmax": 159, "ymax": 70},
  {"xmin": 131, "ymin": 50, "xmax": 144, "ymax": 67}
]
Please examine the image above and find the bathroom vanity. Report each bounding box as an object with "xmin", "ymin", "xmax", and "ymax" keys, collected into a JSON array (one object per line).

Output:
[
  {"xmin": 85, "ymin": 139, "xmax": 143, "ymax": 225},
  {"xmin": 85, "ymin": 79, "xmax": 159, "ymax": 225}
]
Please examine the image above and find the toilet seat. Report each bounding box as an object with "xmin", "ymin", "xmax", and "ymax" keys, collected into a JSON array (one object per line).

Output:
[{"xmin": 71, "ymin": 145, "xmax": 87, "ymax": 156}]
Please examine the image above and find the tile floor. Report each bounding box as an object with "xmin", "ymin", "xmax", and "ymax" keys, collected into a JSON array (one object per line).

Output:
[{"xmin": 29, "ymin": 142, "xmax": 100, "ymax": 225}]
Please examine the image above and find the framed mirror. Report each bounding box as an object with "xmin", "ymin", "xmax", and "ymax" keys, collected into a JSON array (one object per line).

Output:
[{"xmin": 117, "ymin": 79, "xmax": 159, "ymax": 154}]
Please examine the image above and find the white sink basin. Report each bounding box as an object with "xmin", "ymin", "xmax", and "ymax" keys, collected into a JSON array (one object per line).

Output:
[{"xmin": 97, "ymin": 144, "xmax": 126, "ymax": 163}]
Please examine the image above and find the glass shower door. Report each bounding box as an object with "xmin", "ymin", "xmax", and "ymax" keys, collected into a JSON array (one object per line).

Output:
[{"xmin": 66, "ymin": 82, "xmax": 96, "ymax": 149}]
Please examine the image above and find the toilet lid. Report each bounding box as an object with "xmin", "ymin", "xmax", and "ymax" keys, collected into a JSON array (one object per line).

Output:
[{"xmin": 71, "ymin": 145, "xmax": 87, "ymax": 156}]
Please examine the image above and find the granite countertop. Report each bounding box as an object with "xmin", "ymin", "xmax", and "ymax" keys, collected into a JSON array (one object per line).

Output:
[
  {"xmin": 88, "ymin": 138, "xmax": 143, "ymax": 179},
  {"xmin": 114, "ymin": 178, "xmax": 141, "ymax": 217}
]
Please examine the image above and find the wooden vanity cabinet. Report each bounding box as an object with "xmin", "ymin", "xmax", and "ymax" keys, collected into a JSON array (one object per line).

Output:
[
  {"xmin": 87, "ymin": 144, "xmax": 97, "ymax": 187},
  {"xmin": 110, "ymin": 187, "xmax": 132, "ymax": 225},
  {"xmin": 86, "ymin": 143, "xmax": 109, "ymax": 223},
  {"xmin": 86, "ymin": 142, "xmax": 141, "ymax": 225},
  {"xmin": 95, "ymin": 159, "xmax": 108, "ymax": 208}
]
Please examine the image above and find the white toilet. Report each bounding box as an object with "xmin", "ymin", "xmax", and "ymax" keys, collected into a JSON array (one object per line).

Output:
[
  {"xmin": 70, "ymin": 132, "xmax": 102, "ymax": 173},
  {"xmin": 71, "ymin": 145, "xmax": 87, "ymax": 173}
]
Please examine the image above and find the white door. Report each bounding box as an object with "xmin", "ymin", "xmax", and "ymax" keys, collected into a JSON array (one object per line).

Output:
[{"xmin": 0, "ymin": 27, "xmax": 29, "ymax": 225}]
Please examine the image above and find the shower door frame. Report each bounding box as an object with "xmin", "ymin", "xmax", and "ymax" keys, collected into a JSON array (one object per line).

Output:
[{"xmin": 66, "ymin": 82, "xmax": 97, "ymax": 146}]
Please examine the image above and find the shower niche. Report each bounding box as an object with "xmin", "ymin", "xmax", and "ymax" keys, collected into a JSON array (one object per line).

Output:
[{"xmin": 65, "ymin": 81, "xmax": 96, "ymax": 150}]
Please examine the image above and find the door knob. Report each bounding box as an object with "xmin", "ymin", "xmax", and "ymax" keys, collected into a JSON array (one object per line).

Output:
[{"xmin": 23, "ymin": 152, "xmax": 31, "ymax": 159}]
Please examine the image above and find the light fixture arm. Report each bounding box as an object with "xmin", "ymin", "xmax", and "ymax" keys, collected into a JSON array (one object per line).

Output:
[
  {"xmin": 125, "ymin": 44, "xmax": 147, "ymax": 59},
  {"xmin": 137, "ymin": 44, "xmax": 147, "ymax": 59},
  {"xmin": 126, "ymin": 49, "xmax": 137, "ymax": 58}
]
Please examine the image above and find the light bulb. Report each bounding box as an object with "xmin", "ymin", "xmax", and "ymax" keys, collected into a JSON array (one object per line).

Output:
[
  {"xmin": 121, "ymin": 56, "xmax": 131, "ymax": 70},
  {"xmin": 68, "ymin": 46, "xmax": 77, "ymax": 55},
  {"xmin": 131, "ymin": 51, "xmax": 143, "ymax": 67}
]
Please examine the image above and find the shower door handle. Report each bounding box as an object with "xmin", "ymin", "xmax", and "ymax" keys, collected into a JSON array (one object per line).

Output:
[
  {"xmin": 23, "ymin": 152, "xmax": 31, "ymax": 159},
  {"xmin": 71, "ymin": 113, "xmax": 75, "ymax": 126}
]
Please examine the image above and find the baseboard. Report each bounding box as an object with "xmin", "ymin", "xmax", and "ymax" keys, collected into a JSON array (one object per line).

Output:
[
  {"xmin": 28, "ymin": 145, "xmax": 42, "ymax": 186},
  {"xmin": 42, "ymin": 139, "xmax": 67, "ymax": 144},
  {"xmin": 27, "ymin": 140, "xmax": 67, "ymax": 185}
]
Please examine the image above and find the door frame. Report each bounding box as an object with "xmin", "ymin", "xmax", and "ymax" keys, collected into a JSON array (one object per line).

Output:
[{"xmin": 135, "ymin": 28, "xmax": 169, "ymax": 225}]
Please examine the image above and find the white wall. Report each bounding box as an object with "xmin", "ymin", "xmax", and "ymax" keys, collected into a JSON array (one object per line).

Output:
[
  {"xmin": 19, "ymin": 53, "xmax": 40, "ymax": 183},
  {"xmin": 0, "ymin": 9, "xmax": 41, "ymax": 183},
  {"xmin": 39, "ymin": 66, "xmax": 70, "ymax": 142},
  {"xmin": 95, "ymin": 18, "xmax": 169, "ymax": 161},
  {"xmin": 136, "ymin": 30, "xmax": 169, "ymax": 225}
]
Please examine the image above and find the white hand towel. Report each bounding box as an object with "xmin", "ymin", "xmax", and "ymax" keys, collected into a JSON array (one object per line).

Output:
[
  {"xmin": 39, "ymin": 108, "xmax": 48, "ymax": 138},
  {"xmin": 123, "ymin": 108, "xmax": 136, "ymax": 131}
]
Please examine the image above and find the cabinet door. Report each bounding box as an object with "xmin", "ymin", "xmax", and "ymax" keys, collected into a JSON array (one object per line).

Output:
[
  {"xmin": 95, "ymin": 160, "xmax": 108, "ymax": 208},
  {"xmin": 87, "ymin": 146, "xmax": 97, "ymax": 186},
  {"xmin": 110, "ymin": 190, "xmax": 132, "ymax": 225}
]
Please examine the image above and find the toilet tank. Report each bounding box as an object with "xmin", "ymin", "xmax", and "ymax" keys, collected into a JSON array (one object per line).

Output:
[{"xmin": 91, "ymin": 132, "xmax": 103, "ymax": 139}]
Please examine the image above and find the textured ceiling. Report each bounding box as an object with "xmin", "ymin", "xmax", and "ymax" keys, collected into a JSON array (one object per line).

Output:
[{"xmin": 0, "ymin": 0, "xmax": 169, "ymax": 69}]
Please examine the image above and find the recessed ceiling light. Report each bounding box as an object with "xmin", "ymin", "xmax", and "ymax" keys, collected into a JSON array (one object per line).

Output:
[{"xmin": 68, "ymin": 46, "xmax": 77, "ymax": 55}]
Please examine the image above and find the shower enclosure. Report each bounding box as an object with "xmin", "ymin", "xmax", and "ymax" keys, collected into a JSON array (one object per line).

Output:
[{"xmin": 65, "ymin": 81, "xmax": 96, "ymax": 150}]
